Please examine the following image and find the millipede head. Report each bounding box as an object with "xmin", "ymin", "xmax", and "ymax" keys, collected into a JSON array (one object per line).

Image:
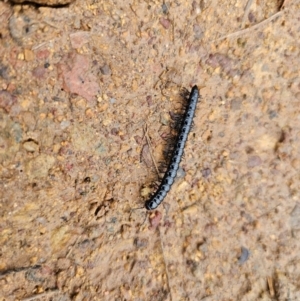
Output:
[{"xmin": 145, "ymin": 199, "xmax": 158, "ymax": 210}]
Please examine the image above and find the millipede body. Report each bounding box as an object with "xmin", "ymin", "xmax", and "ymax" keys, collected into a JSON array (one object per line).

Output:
[{"xmin": 145, "ymin": 85, "xmax": 199, "ymax": 210}]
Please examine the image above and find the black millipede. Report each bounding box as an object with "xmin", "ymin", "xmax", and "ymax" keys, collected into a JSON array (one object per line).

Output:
[{"xmin": 145, "ymin": 85, "xmax": 199, "ymax": 210}]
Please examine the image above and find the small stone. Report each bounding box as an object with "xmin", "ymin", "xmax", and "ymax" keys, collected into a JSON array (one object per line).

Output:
[
  {"xmin": 201, "ymin": 168, "xmax": 211, "ymax": 178},
  {"xmin": 159, "ymin": 17, "xmax": 171, "ymax": 29},
  {"xmin": 24, "ymin": 49, "xmax": 34, "ymax": 61},
  {"xmin": 193, "ymin": 24, "xmax": 203, "ymax": 39},
  {"xmin": 70, "ymin": 31, "xmax": 90, "ymax": 49},
  {"xmin": 76, "ymin": 266, "xmax": 84, "ymax": 277},
  {"xmin": 98, "ymin": 102, "xmax": 108, "ymax": 112},
  {"xmin": 32, "ymin": 66, "xmax": 46, "ymax": 79},
  {"xmin": 75, "ymin": 98, "xmax": 87, "ymax": 109},
  {"xmin": 238, "ymin": 246, "xmax": 250, "ymax": 264},
  {"xmin": 192, "ymin": 265, "xmax": 203, "ymax": 278},
  {"xmin": 25, "ymin": 154, "xmax": 55, "ymax": 179},
  {"xmin": 51, "ymin": 225, "xmax": 71, "ymax": 253},
  {"xmin": 208, "ymin": 110, "xmax": 217, "ymax": 122},
  {"xmin": 291, "ymin": 159, "xmax": 300, "ymax": 169},
  {"xmin": 9, "ymin": 15, "xmax": 32, "ymax": 40},
  {"xmin": 162, "ymin": 3, "xmax": 168, "ymax": 14},
  {"xmin": 256, "ymin": 134, "xmax": 277, "ymax": 151},
  {"xmin": 149, "ymin": 211, "xmax": 162, "ymax": 230},
  {"xmin": 60, "ymin": 120, "xmax": 70, "ymax": 130},
  {"xmin": 85, "ymin": 108, "xmax": 94, "ymax": 118},
  {"xmin": 36, "ymin": 49, "xmax": 50, "ymax": 60},
  {"xmin": 160, "ymin": 112, "xmax": 169, "ymax": 125},
  {"xmin": 21, "ymin": 111, "xmax": 36, "ymax": 130},
  {"xmin": 0, "ymin": 64, "xmax": 9, "ymax": 80},
  {"xmin": 248, "ymin": 11, "xmax": 256, "ymax": 23},
  {"xmin": 182, "ymin": 204, "xmax": 198, "ymax": 215},
  {"xmin": 231, "ymin": 99, "xmax": 242, "ymax": 110},
  {"xmin": 131, "ymin": 79, "xmax": 138, "ymax": 91},
  {"xmin": 56, "ymin": 258, "xmax": 71, "ymax": 270},
  {"xmin": 23, "ymin": 140, "xmax": 39, "ymax": 152},
  {"xmin": 134, "ymin": 238, "xmax": 148, "ymax": 249},
  {"xmin": 146, "ymin": 95, "xmax": 153, "ymax": 106},
  {"xmin": 176, "ymin": 167, "xmax": 185, "ymax": 178},
  {"xmin": 100, "ymin": 64, "xmax": 111, "ymax": 76},
  {"xmin": 0, "ymin": 91, "xmax": 17, "ymax": 113},
  {"xmin": 290, "ymin": 204, "xmax": 300, "ymax": 230},
  {"xmin": 247, "ymin": 155, "xmax": 262, "ymax": 168},
  {"xmin": 268, "ymin": 110, "xmax": 277, "ymax": 119},
  {"xmin": 60, "ymin": 54, "xmax": 100, "ymax": 102}
]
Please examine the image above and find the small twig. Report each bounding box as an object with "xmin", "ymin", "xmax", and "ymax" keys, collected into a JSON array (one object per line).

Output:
[
  {"xmin": 32, "ymin": 41, "xmax": 52, "ymax": 50},
  {"xmin": 279, "ymin": 0, "xmax": 289, "ymax": 10},
  {"xmin": 143, "ymin": 124, "xmax": 160, "ymax": 176},
  {"xmin": 213, "ymin": 10, "xmax": 284, "ymax": 42},
  {"xmin": 129, "ymin": 4, "xmax": 138, "ymax": 17},
  {"xmin": 267, "ymin": 276, "xmax": 275, "ymax": 297},
  {"xmin": 241, "ymin": 0, "xmax": 254, "ymax": 27},
  {"xmin": 43, "ymin": 19, "xmax": 61, "ymax": 30}
]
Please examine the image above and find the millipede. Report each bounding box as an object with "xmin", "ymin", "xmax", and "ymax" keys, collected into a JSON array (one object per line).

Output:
[{"xmin": 145, "ymin": 85, "xmax": 199, "ymax": 210}]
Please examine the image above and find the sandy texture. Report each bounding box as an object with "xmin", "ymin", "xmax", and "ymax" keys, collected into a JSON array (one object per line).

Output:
[{"xmin": 0, "ymin": 0, "xmax": 300, "ymax": 300}]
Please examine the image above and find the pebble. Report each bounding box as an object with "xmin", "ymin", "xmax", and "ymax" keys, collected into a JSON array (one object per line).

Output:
[
  {"xmin": 230, "ymin": 98, "xmax": 242, "ymax": 110},
  {"xmin": 182, "ymin": 204, "xmax": 198, "ymax": 215},
  {"xmin": 247, "ymin": 156, "xmax": 262, "ymax": 168},
  {"xmin": 100, "ymin": 64, "xmax": 111, "ymax": 76},
  {"xmin": 149, "ymin": 211, "xmax": 162, "ymax": 230},
  {"xmin": 51, "ymin": 225, "xmax": 72, "ymax": 253},
  {"xmin": 25, "ymin": 154, "xmax": 55, "ymax": 179},
  {"xmin": 32, "ymin": 66, "xmax": 46, "ymax": 79},
  {"xmin": 134, "ymin": 238, "xmax": 148, "ymax": 249},
  {"xmin": 23, "ymin": 140, "xmax": 39, "ymax": 152},
  {"xmin": 176, "ymin": 167, "xmax": 185, "ymax": 178},
  {"xmin": 0, "ymin": 91, "xmax": 17, "ymax": 113},
  {"xmin": 24, "ymin": 49, "xmax": 34, "ymax": 61},
  {"xmin": 70, "ymin": 31, "xmax": 90, "ymax": 49},
  {"xmin": 60, "ymin": 120, "xmax": 70, "ymax": 130},
  {"xmin": 201, "ymin": 168, "xmax": 211, "ymax": 178},
  {"xmin": 238, "ymin": 247, "xmax": 250, "ymax": 264},
  {"xmin": 193, "ymin": 24, "xmax": 203, "ymax": 40},
  {"xmin": 290, "ymin": 204, "xmax": 300, "ymax": 230},
  {"xmin": 159, "ymin": 17, "xmax": 171, "ymax": 29}
]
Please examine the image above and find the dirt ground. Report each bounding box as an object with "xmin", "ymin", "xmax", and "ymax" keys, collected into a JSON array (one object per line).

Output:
[{"xmin": 0, "ymin": 0, "xmax": 300, "ymax": 300}]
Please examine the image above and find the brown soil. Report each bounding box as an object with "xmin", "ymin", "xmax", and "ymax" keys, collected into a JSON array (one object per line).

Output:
[{"xmin": 1, "ymin": 0, "xmax": 300, "ymax": 300}]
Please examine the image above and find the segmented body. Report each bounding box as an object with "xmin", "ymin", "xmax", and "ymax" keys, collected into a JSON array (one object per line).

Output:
[{"xmin": 145, "ymin": 85, "xmax": 199, "ymax": 210}]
